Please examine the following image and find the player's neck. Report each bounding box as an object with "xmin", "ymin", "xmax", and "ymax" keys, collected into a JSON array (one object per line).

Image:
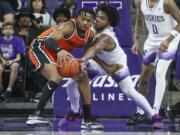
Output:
[
  {"xmin": 95, "ymin": 26, "xmax": 108, "ymax": 33},
  {"xmin": 96, "ymin": 29, "xmax": 103, "ymax": 33},
  {"xmin": 76, "ymin": 26, "xmax": 86, "ymax": 38},
  {"xmin": 149, "ymin": 0, "xmax": 158, "ymax": 3},
  {"xmin": 148, "ymin": 0, "xmax": 158, "ymax": 8}
]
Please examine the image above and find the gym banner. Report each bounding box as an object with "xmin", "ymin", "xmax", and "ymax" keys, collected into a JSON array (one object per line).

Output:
[{"xmin": 53, "ymin": 48, "xmax": 156, "ymax": 117}]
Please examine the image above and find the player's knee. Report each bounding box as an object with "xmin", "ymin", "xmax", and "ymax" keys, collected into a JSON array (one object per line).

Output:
[
  {"xmin": 75, "ymin": 71, "xmax": 88, "ymax": 82},
  {"xmin": 50, "ymin": 75, "xmax": 62, "ymax": 84},
  {"xmin": 47, "ymin": 80, "xmax": 59, "ymax": 92},
  {"xmin": 112, "ymin": 70, "xmax": 130, "ymax": 83}
]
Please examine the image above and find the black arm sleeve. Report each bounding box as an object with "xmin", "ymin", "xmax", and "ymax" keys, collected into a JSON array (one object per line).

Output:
[{"xmin": 43, "ymin": 37, "xmax": 63, "ymax": 53}]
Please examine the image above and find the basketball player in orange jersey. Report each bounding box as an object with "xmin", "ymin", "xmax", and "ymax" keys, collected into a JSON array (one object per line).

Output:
[{"xmin": 26, "ymin": 8, "xmax": 103, "ymax": 129}]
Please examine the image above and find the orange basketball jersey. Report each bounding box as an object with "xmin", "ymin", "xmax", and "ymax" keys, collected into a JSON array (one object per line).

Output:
[
  {"xmin": 29, "ymin": 19, "xmax": 93, "ymax": 70},
  {"xmin": 37, "ymin": 19, "xmax": 92, "ymax": 51}
]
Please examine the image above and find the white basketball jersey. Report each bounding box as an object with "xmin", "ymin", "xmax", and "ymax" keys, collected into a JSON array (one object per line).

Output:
[
  {"xmin": 141, "ymin": 0, "xmax": 176, "ymax": 38},
  {"xmin": 94, "ymin": 26, "xmax": 127, "ymax": 65}
]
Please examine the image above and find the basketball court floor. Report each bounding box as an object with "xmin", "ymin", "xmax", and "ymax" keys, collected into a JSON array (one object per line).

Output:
[{"xmin": 0, "ymin": 117, "xmax": 180, "ymax": 135}]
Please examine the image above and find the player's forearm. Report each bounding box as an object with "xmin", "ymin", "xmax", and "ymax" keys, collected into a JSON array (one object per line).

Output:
[
  {"xmin": 43, "ymin": 37, "xmax": 63, "ymax": 52},
  {"xmin": 93, "ymin": 56, "xmax": 107, "ymax": 69},
  {"xmin": 166, "ymin": 25, "xmax": 180, "ymax": 43},
  {"xmin": 134, "ymin": 13, "xmax": 143, "ymax": 43},
  {"xmin": 82, "ymin": 47, "xmax": 96, "ymax": 61},
  {"xmin": 165, "ymin": 0, "xmax": 180, "ymax": 42}
]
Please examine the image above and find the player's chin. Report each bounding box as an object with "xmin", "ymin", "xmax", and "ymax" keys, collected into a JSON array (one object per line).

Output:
[{"xmin": 94, "ymin": 24, "xmax": 100, "ymax": 30}]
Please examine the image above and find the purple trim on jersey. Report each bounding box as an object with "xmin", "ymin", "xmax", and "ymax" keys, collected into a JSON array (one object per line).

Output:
[
  {"xmin": 143, "ymin": 52, "xmax": 157, "ymax": 64},
  {"xmin": 84, "ymin": 60, "xmax": 101, "ymax": 79},
  {"xmin": 159, "ymin": 51, "xmax": 176, "ymax": 60},
  {"xmin": 112, "ymin": 69, "xmax": 130, "ymax": 83},
  {"xmin": 86, "ymin": 70, "xmax": 100, "ymax": 80}
]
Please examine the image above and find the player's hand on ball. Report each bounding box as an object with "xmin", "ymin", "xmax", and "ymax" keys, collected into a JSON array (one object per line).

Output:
[
  {"xmin": 57, "ymin": 58, "xmax": 80, "ymax": 77},
  {"xmin": 57, "ymin": 50, "xmax": 73, "ymax": 66}
]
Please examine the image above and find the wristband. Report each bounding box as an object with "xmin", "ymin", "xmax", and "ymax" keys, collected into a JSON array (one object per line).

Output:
[
  {"xmin": 171, "ymin": 30, "xmax": 179, "ymax": 38},
  {"xmin": 44, "ymin": 37, "xmax": 62, "ymax": 53}
]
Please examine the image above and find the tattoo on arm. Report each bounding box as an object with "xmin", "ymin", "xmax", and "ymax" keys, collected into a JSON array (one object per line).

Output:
[
  {"xmin": 83, "ymin": 34, "xmax": 109, "ymax": 60},
  {"xmin": 164, "ymin": 0, "xmax": 180, "ymax": 42}
]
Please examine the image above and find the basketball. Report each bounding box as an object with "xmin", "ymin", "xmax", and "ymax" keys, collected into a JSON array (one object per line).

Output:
[{"xmin": 57, "ymin": 59, "xmax": 81, "ymax": 77}]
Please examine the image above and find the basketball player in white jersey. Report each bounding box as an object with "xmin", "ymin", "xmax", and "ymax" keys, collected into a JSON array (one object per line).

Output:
[
  {"xmin": 129, "ymin": 0, "xmax": 180, "ymax": 124},
  {"xmin": 58, "ymin": 3, "xmax": 163, "ymax": 129}
]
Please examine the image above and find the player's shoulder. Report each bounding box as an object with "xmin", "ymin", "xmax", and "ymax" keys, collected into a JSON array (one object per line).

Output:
[
  {"xmin": 163, "ymin": 0, "xmax": 177, "ymax": 13},
  {"xmin": 54, "ymin": 20, "xmax": 75, "ymax": 35},
  {"xmin": 98, "ymin": 33, "xmax": 113, "ymax": 42},
  {"xmin": 164, "ymin": 0, "xmax": 176, "ymax": 7},
  {"xmin": 56, "ymin": 20, "xmax": 74, "ymax": 29}
]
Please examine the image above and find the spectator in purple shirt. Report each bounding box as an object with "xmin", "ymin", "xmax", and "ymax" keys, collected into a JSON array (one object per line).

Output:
[{"xmin": 0, "ymin": 22, "xmax": 25, "ymax": 102}]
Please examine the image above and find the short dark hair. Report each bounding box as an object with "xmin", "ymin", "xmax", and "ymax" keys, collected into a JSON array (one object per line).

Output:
[
  {"xmin": 53, "ymin": 6, "xmax": 71, "ymax": 21},
  {"xmin": 2, "ymin": 21, "xmax": 14, "ymax": 29},
  {"xmin": 77, "ymin": 8, "xmax": 95, "ymax": 18},
  {"xmin": 96, "ymin": 3, "xmax": 120, "ymax": 27}
]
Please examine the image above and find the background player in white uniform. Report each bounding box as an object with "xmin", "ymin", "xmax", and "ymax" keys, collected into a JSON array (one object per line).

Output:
[
  {"xmin": 58, "ymin": 3, "xmax": 163, "ymax": 129},
  {"xmin": 130, "ymin": 0, "xmax": 180, "ymax": 124}
]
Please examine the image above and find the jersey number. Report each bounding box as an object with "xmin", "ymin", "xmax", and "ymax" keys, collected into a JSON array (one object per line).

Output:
[{"xmin": 152, "ymin": 24, "xmax": 158, "ymax": 34}]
